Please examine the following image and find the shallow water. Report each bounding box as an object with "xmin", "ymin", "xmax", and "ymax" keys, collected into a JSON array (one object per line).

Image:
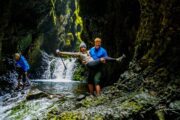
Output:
[
  {"xmin": 32, "ymin": 79, "xmax": 87, "ymax": 96},
  {"xmin": 0, "ymin": 79, "xmax": 87, "ymax": 120},
  {"xmin": 0, "ymin": 56, "xmax": 86, "ymax": 119}
]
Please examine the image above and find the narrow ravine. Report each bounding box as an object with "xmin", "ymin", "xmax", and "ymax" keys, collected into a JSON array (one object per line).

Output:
[{"xmin": 0, "ymin": 0, "xmax": 180, "ymax": 119}]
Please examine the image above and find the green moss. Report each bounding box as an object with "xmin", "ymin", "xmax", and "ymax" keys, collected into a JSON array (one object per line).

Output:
[
  {"xmin": 50, "ymin": 0, "xmax": 56, "ymax": 25},
  {"xmin": 60, "ymin": 111, "xmax": 82, "ymax": 120},
  {"xmin": 65, "ymin": 1, "xmax": 71, "ymax": 15},
  {"xmin": 155, "ymin": 110, "xmax": 165, "ymax": 120},
  {"xmin": 74, "ymin": 1, "xmax": 83, "ymax": 32},
  {"xmin": 47, "ymin": 109, "xmax": 61, "ymax": 120},
  {"xmin": 72, "ymin": 62, "xmax": 87, "ymax": 81},
  {"xmin": 29, "ymin": 35, "xmax": 43, "ymax": 67},
  {"xmin": 17, "ymin": 34, "xmax": 32, "ymax": 52},
  {"xmin": 64, "ymin": 32, "xmax": 74, "ymax": 47},
  {"xmin": 120, "ymin": 101, "xmax": 143, "ymax": 113},
  {"xmin": 9, "ymin": 101, "xmax": 26, "ymax": 119},
  {"xmin": 74, "ymin": 0, "xmax": 83, "ymax": 50},
  {"xmin": 65, "ymin": 39, "xmax": 71, "ymax": 46},
  {"xmin": 94, "ymin": 114, "xmax": 104, "ymax": 120},
  {"xmin": 80, "ymin": 95, "xmax": 107, "ymax": 108}
]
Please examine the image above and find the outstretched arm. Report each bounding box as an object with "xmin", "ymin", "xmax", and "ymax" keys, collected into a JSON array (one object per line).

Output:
[{"xmin": 56, "ymin": 51, "xmax": 80, "ymax": 58}]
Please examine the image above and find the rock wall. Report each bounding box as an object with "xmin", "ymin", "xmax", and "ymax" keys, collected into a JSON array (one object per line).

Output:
[
  {"xmin": 0, "ymin": 0, "xmax": 83, "ymax": 76},
  {"xmin": 79, "ymin": 0, "xmax": 180, "ymax": 86},
  {"xmin": 0, "ymin": 0, "xmax": 84, "ymax": 93},
  {"xmin": 79, "ymin": 0, "xmax": 141, "ymax": 86}
]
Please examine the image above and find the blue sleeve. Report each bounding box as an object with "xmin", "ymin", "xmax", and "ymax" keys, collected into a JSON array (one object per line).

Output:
[
  {"xmin": 103, "ymin": 49, "xmax": 108, "ymax": 57},
  {"xmin": 21, "ymin": 56, "xmax": 30, "ymax": 72}
]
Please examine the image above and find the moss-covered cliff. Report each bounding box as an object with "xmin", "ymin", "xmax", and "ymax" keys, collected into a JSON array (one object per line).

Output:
[{"xmin": 0, "ymin": 0, "xmax": 83, "ymax": 76}]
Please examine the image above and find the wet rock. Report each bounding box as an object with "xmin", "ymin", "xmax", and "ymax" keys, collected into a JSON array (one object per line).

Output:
[
  {"xmin": 26, "ymin": 89, "xmax": 49, "ymax": 100},
  {"xmin": 169, "ymin": 101, "xmax": 180, "ymax": 110},
  {"xmin": 0, "ymin": 70, "xmax": 18, "ymax": 95},
  {"xmin": 76, "ymin": 94, "xmax": 86, "ymax": 101}
]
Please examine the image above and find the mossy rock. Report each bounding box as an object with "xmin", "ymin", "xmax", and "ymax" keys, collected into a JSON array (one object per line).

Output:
[
  {"xmin": 169, "ymin": 100, "xmax": 180, "ymax": 110},
  {"xmin": 72, "ymin": 62, "xmax": 87, "ymax": 81},
  {"xmin": 80, "ymin": 95, "xmax": 107, "ymax": 108},
  {"xmin": 26, "ymin": 89, "xmax": 49, "ymax": 100},
  {"xmin": 17, "ymin": 34, "xmax": 32, "ymax": 52},
  {"xmin": 59, "ymin": 111, "xmax": 83, "ymax": 120},
  {"xmin": 119, "ymin": 101, "xmax": 143, "ymax": 113}
]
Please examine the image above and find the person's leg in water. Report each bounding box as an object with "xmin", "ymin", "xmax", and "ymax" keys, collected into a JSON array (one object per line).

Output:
[
  {"xmin": 94, "ymin": 71, "xmax": 101, "ymax": 96},
  {"xmin": 22, "ymin": 71, "xmax": 31, "ymax": 88},
  {"xmin": 87, "ymin": 69, "xmax": 95, "ymax": 95},
  {"xmin": 16, "ymin": 68, "xmax": 23, "ymax": 89},
  {"xmin": 87, "ymin": 60, "xmax": 102, "ymax": 95},
  {"xmin": 88, "ymin": 84, "xmax": 94, "ymax": 94}
]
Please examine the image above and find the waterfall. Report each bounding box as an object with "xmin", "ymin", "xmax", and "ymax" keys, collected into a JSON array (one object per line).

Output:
[{"xmin": 40, "ymin": 51, "xmax": 76, "ymax": 81}]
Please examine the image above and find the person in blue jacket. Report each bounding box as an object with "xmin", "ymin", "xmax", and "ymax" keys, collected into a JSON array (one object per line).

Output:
[
  {"xmin": 15, "ymin": 53, "xmax": 31, "ymax": 89},
  {"xmin": 88, "ymin": 37, "xmax": 125, "ymax": 96}
]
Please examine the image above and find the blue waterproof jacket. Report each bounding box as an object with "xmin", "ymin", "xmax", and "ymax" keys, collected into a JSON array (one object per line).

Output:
[
  {"xmin": 89, "ymin": 47, "xmax": 108, "ymax": 60},
  {"xmin": 15, "ymin": 55, "xmax": 30, "ymax": 72}
]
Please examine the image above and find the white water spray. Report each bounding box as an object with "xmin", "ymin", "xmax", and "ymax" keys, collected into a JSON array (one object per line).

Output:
[{"xmin": 41, "ymin": 51, "xmax": 76, "ymax": 82}]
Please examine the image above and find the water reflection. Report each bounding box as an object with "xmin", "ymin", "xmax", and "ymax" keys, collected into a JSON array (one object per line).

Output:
[{"xmin": 32, "ymin": 80, "xmax": 87, "ymax": 96}]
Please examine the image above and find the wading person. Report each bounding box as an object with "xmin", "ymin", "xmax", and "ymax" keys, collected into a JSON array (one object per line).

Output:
[
  {"xmin": 88, "ymin": 37, "xmax": 125, "ymax": 96},
  {"xmin": 15, "ymin": 53, "xmax": 31, "ymax": 89}
]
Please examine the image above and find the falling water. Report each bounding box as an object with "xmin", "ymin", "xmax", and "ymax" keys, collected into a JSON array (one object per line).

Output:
[{"xmin": 40, "ymin": 51, "xmax": 76, "ymax": 82}]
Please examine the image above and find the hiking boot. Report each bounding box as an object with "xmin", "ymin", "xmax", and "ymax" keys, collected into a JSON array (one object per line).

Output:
[{"xmin": 116, "ymin": 54, "xmax": 126, "ymax": 62}]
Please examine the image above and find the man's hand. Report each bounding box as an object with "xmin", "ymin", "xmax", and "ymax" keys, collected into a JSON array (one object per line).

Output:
[{"xmin": 100, "ymin": 58, "xmax": 106, "ymax": 63}]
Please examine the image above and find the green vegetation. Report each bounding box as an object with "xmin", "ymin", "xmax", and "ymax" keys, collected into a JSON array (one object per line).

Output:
[
  {"xmin": 50, "ymin": 0, "xmax": 57, "ymax": 25},
  {"xmin": 28, "ymin": 35, "xmax": 43, "ymax": 68},
  {"xmin": 74, "ymin": 0, "xmax": 83, "ymax": 50},
  {"xmin": 80, "ymin": 95, "xmax": 107, "ymax": 108},
  {"xmin": 72, "ymin": 62, "xmax": 87, "ymax": 81},
  {"xmin": 17, "ymin": 34, "xmax": 32, "ymax": 52}
]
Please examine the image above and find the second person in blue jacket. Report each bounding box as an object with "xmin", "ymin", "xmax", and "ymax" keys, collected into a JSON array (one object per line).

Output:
[{"xmin": 15, "ymin": 53, "xmax": 31, "ymax": 89}]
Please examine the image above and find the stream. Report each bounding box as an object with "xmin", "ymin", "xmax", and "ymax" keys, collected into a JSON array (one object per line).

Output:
[{"xmin": 0, "ymin": 54, "xmax": 87, "ymax": 120}]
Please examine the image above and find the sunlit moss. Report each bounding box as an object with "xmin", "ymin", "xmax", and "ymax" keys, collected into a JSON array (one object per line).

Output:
[
  {"xmin": 67, "ymin": 32, "xmax": 74, "ymax": 42},
  {"xmin": 65, "ymin": 1, "xmax": 71, "ymax": 15},
  {"xmin": 65, "ymin": 39, "xmax": 71, "ymax": 46},
  {"xmin": 74, "ymin": 0, "xmax": 83, "ymax": 42},
  {"xmin": 94, "ymin": 114, "xmax": 104, "ymax": 120},
  {"xmin": 155, "ymin": 110, "xmax": 165, "ymax": 120},
  {"xmin": 120, "ymin": 101, "xmax": 143, "ymax": 113},
  {"xmin": 50, "ymin": 0, "xmax": 56, "ymax": 25},
  {"xmin": 59, "ymin": 111, "xmax": 82, "ymax": 120},
  {"xmin": 80, "ymin": 95, "xmax": 107, "ymax": 108}
]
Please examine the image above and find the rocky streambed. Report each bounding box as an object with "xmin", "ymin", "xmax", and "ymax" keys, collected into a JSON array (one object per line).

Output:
[{"xmin": 0, "ymin": 76, "xmax": 179, "ymax": 120}]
